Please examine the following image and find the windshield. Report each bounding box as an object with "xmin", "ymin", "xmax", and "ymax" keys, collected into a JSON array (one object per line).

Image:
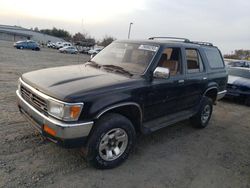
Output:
[
  {"xmin": 228, "ymin": 68, "xmax": 250, "ymax": 79},
  {"xmin": 91, "ymin": 42, "xmax": 159, "ymax": 75}
]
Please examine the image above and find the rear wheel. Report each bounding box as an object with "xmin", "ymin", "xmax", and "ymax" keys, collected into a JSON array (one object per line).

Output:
[
  {"xmin": 85, "ymin": 113, "xmax": 136, "ymax": 169},
  {"xmin": 191, "ymin": 97, "xmax": 213, "ymax": 128}
]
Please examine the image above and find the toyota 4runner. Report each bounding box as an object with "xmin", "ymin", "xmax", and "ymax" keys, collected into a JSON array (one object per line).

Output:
[{"xmin": 17, "ymin": 37, "xmax": 227, "ymax": 169}]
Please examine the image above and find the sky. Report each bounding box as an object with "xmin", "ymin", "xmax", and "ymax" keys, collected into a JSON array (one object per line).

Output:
[{"xmin": 0, "ymin": 0, "xmax": 249, "ymax": 54}]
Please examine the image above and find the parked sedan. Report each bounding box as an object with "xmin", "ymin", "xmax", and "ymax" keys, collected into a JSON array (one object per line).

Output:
[
  {"xmin": 58, "ymin": 42, "xmax": 72, "ymax": 49},
  {"xmin": 59, "ymin": 46, "xmax": 78, "ymax": 54},
  {"xmin": 227, "ymin": 60, "xmax": 250, "ymax": 68},
  {"xmin": 226, "ymin": 67, "xmax": 250, "ymax": 106},
  {"xmin": 88, "ymin": 48, "xmax": 102, "ymax": 55},
  {"xmin": 47, "ymin": 42, "xmax": 56, "ymax": 48},
  {"xmin": 14, "ymin": 40, "xmax": 40, "ymax": 51},
  {"xmin": 79, "ymin": 47, "xmax": 91, "ymax": 54}
]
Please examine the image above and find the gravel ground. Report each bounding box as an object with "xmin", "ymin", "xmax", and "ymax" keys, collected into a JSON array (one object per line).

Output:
[{"xmin": 0, "ymin": 40, "xmax": 249, "ymax": 188}]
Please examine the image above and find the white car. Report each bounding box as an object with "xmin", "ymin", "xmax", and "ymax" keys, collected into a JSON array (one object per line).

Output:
[
  {"xmin": 88, "ymin": 48, "xmax": 102, "ymax": 55},
  {"xmin": 59, "ymin": 46, "xmax": 78, "ymax": 54},
  {"xmin": 55, "ymin": 42, "xmax": 63, "ymax": 49},
  {"xmin": 47, "ymin": 42, "xmax": 55, "ymax": 48},
  {"xmin": 58, "ymin": 42, "xmax": 72, "ymax": 49}
]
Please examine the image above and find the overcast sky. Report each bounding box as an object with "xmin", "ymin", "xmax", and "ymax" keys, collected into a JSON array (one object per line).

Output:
[{"xmin": 0, "ymin": 0, "xmax": 249, "ymax": 53}]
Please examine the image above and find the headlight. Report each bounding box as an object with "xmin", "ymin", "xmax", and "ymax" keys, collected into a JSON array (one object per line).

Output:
[{"xmin": 48, "ymin": 99, "xmax": 83, "ymax": 121}]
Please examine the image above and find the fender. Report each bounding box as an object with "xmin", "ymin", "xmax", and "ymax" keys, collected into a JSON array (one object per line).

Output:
[
  {"xmin": 202, "ymin": 86, "xmax": 218, "ymax": 97},
  {"xmin": 203, "ymin": 80, "xmax": 219, "ymax": 96},
  {"xmin": 95, "ymin": 102, "xmax": 143, "ymax": 122}
]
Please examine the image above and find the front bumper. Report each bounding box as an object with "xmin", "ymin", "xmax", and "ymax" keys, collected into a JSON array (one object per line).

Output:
[{"xmin": 16, "ymin": 90, "xmax": 93, "ymax": 147}]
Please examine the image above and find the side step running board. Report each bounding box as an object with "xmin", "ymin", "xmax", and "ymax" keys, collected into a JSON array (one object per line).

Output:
[{"xmin": 142, "ymin": 110, "xmax": 195, "ymax": 133}]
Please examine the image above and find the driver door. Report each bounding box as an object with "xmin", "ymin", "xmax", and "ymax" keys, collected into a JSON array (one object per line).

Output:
[{"xmin": 143, "ymin": 47, "xmax": 186, "ymax": 121}]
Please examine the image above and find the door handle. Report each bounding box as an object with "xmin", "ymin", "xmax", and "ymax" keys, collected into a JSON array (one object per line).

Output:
[{"xmin": 178, "ymin": 79, "xmax": 185, "ymax": 83}]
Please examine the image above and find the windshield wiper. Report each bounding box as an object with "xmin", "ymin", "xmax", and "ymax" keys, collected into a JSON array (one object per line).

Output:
[
  {"xmin": 102, "ymin": 65, "xmax": 133, "ymax": 77},
  {"xmin": 85, "ymin": 60, "xmax": 101, "ymax": 68}
]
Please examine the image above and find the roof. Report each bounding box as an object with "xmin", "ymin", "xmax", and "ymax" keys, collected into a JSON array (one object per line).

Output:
[
  {"xmin": 0, "ymin": 29, "xmax": 32, "ymax": 37},
  {"xmin": 0, "ymin": 25, "xmax": 65, "ymax": 42}
]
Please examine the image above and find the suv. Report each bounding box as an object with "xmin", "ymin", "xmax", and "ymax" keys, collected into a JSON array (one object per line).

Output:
[{"xmin": 16, "ymin": 37, "xmax": 227, "ymax": 169}]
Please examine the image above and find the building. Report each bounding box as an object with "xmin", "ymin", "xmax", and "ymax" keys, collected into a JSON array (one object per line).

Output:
[{"xmin": 0, "ymin": 25, "xmax": 65, "ymax": 43}]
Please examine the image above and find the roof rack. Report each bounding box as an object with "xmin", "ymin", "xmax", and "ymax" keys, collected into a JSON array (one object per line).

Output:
[
  {"xmin": 189, "ymin": 41, "xmax": 213, "ymax": 46},
  {"xmin": 148, "ymin": 37, "xmax": 190, "ymax": 42},
  {"xmin": 148, "ymin": 37, "xmax": 213, "ymax": 46}
]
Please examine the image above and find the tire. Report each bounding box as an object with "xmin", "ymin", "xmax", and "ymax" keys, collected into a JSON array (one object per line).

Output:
[
  {"xmin": 85, "ymin": 113, "xmax": 136, "ymax": 169},
  {"xmin": 190, "ymin": 97, "xmax": 213, "ymax": 128}
]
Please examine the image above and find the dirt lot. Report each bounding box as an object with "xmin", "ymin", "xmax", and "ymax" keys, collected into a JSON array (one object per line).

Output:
[{"xmin": 0, "ymin": 40, "xmax": 249, "ymax": 188}]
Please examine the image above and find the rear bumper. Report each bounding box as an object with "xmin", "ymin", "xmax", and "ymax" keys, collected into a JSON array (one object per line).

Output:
[
  {"xmin": 217, "ymin": 90, "xmax": 227, "ymax": 100},
  {"xmin": 16, "ymin": 90, "xmax": 93, "ymax": 148}
]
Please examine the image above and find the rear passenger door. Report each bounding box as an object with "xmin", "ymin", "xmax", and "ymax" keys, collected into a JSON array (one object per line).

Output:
[{"xmin": 181, "ymin": 48, "xmax": 208, "ymax": 109}]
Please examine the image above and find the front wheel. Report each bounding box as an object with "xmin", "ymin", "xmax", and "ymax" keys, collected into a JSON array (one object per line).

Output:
[
  {"xmin": 85, "ymin": 113, "xmax": 136, "ymax": 169},
  {"xmin": 190, "ymin": 97, "xmax": 213, "ymax": 128}
]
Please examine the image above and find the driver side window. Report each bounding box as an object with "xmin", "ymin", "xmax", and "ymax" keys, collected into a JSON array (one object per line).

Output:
[{"xmin": 157, "ymin": 48, "xmax": 182, "ymax": 76}]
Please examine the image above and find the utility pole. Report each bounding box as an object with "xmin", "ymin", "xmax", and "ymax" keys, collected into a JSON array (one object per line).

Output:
[{"xmin": 128, "ymin": 22, "xmax": 133, "ymax": 39}]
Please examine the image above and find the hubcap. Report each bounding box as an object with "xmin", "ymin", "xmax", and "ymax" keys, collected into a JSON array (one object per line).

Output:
[
  {"xmin": 201, "ymin": 105, "xmax": 211, "ymax": 124},
  {"xmin": 98, "ymin": 128, "xmax": 128, "ymax": 161}
]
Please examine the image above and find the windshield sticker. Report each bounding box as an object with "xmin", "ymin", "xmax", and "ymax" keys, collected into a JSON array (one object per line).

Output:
[{"xmin": 138, "ymin": 45, "xmax": 158, "ymax": 52}]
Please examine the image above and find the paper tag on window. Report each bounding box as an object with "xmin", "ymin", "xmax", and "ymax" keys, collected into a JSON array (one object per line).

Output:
[{"xmin": 138, "ymin": 45, "xmax": 158, "ymax": 52}]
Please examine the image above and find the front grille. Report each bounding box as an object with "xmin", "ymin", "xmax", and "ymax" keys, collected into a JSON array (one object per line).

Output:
[{"xmin": 20, "ymin": 85, "xmax": 48, "ymax": 113}]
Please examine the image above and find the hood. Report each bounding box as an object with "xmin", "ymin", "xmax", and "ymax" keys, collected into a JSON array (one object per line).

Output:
[
  {"xmin": 21, "ymin": 64, "xmax": 137, "ymax": 101},
  {"xmin": 228, "ymin": 75, "xmax": 250, "ymax": 88}
]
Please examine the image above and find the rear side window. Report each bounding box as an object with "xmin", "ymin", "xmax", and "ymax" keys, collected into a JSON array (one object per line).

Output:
[
  {"xmin": 185, "ymin": 49, "xmax": 204, "ymax": 73},
  {"xmin": 204, "ymin": 47, "xmax": 224, "ymax": 68}
]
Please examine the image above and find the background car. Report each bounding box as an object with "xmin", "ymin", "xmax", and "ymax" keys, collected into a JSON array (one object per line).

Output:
[
  {"xmin": 47, "ymin": 42, "xmax": 56, "ymax": 48},
  {"xmin": 13, "ymin": 40, "xmax": 40, "ymax": 51},
  {"xmin": 226, "ymin": 67, "xmax": 250, "ymax": 106},
  {"xmin": 88, "ymin": 48, "xmax": 102, "ymax": 55},
  {"xmin": 79, "ymin": 47, "xmax": 91, "ymax": 54},
  {"xmin": 226, "ymin": 60, "xmax": 250, "ymax": 68},
  {"xmin": 59, "ymin": 46, "xmax": 78, "ymax": 54},
  {"xmin": 57, "ymin": 42, "xmax": 72, "ymax": 49},
  {"xmin": 55, "ymin": 42, "xmax": 63, "ymax": 49}
]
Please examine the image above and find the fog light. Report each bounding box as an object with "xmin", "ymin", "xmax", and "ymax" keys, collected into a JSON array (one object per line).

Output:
[{"xmin": 44, "ymin": 124, "xmax": 56, "ymax": 136}]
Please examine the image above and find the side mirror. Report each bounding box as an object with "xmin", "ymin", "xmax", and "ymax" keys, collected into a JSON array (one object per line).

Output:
[{"xmin": 153, "ymin": 67, "xmax": 170, "ymax": 79}]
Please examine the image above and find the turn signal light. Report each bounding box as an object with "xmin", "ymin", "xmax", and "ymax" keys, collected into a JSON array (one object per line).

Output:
[
  {"xmin": 44, "ymin": 124, "xmax": 56, "ymax": 136},
  {"xmin": 70, "ymin": 106, "xmax": 81, "ymax": 119}
]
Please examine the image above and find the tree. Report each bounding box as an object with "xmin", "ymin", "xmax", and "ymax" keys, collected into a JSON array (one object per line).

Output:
[
  {"xmin": 72, "ymin": 32, "xmax": 86, "ymax": 42},
  {"xmin": 40, "ymin": 27, "xmax": 71, "ymax": 40},
  {"xmin": 99, "ymin": 36, "xmax": 116, "ymax": 47},
  {"xmin": 224, "ymin": 49, "xmax": 250, "ymax": 60}
]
